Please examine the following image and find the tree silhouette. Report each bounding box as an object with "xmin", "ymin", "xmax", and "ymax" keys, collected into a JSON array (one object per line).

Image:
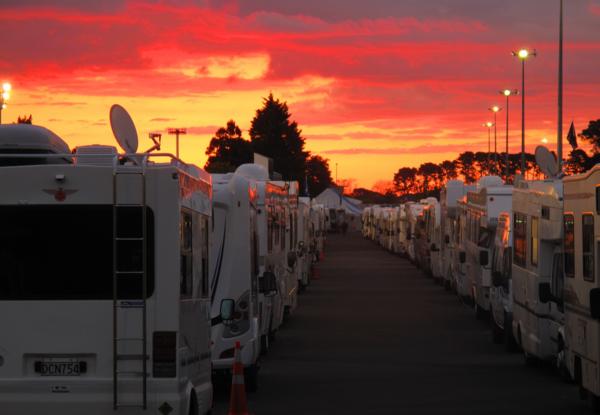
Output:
[
  {"xmin": 439, "ymin": 160, "xmax": 458, "ymax": 182},
  {"xmin": 249, "ymin": 94, "xmax": 309, "ymax": 186},
  {"xmin": 305, "ymin": 155, "xmax": 333, "ymax": 196},
  {"xmin": 204, "ymin": 120, "xmax": 252, "ymax": 173},
  {"xmin": 580, "ymin": 119, "xmax": 600, "ymax": 154},
  {"xmin": 393, "ymin": 167, "xmax": 418, "ymax": 195},
  {"xmin": 418, "ymin": 162, "xmax": 442, "ymax": 192},
  {"xmin": 458, "ymin": 152, "xmax": 477, "ymax": 183},
  {"xmin": 17, "ymin": 114, "xmax": 32, "ymax": 124}
]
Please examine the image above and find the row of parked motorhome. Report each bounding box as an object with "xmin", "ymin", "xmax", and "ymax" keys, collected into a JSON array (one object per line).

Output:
[
  {"xmin": 0, "ymin": 119, "xmax": 328, "ymax": 414},
  {"xmin": 363, "ymin": 169, "xmax": 600, "ymax": 409}
]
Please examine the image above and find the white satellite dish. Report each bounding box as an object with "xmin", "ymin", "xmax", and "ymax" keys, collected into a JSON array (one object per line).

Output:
[
  {"xmin": 110, "ymin": 104, "xmax": 138, "ymax": 154},
  {"xmin": 535, "ymin": 145, "xmax": 559, "ymax": 178}
]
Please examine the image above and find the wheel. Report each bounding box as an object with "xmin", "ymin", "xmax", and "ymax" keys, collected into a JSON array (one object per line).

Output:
[
  {"xmin": 474, "ymin": 302, "xmax": 485, "ymax": 320},
  {"xmin": 244, "ymin": 365, "xmax": 259, "ymax": 393},
  {"xmin": 189, "ymin": 392, "xmax": 198, "ymax": 415},
  {"xmin": 443, "ymin": 279, "xmax": 451, "ymax": 291},
  {"xmin": 504, "ymin": 314, "xmax": 518, "ymax": 353},
  {"xmin": 260, "ymin": 334, "xmax": 270, "ymax": 355},
  {"xmin": 491, "ymin": 316, "xmax": 503, "ymax": 344},
  {"xmin": 556, "ymin": 337, "xmax": 571, "ymax": 382}
]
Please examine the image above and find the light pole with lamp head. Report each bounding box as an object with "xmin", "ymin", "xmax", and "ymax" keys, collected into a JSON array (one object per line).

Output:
[
  {"xmin": 484, "ymin": 121, "xmax": 494, "ymax": 175},
  {"xmin": 499, "ymin": 89, "xmax": 519, "ymax": 181},
  {"xmin": 0, "ymin": 82, "xmax": 12, "ymax": 125},
  {"xmin": 512, "ymin": 48, "xmax": 536, "ymax": 175},
  {"xmin": 488, "ymin": 105, "xmax": 502, "ymax": 175}
]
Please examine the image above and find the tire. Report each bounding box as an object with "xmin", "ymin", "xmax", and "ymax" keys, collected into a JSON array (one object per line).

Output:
[
  {"xmin": 260, "ymin": 334, "xmax": 270, "ymax": 355},
  {"xmin": 443, "ymin": 279, "xmax": 451, "ymax": 291},
  {"xmin": 557, "ymin": 337, "xmax": 571, "ymax": 382},
  {"xmin": 504, "ymin": 314, "xmax": 518, "ymax": 353},
  {"xmin": 189, "ymin": 392, "xmax": 198, "ymax": 415},
  {"xmin": 491, "ymin": 316, "xmax": 503, "ymax": 344},
  {"xmin": 474, "ymin": 302, "xmax": 485, "ymax": 320},
  {"xmin": 244, "ymin": 365, "xmax": 259, "ymax": 393}
]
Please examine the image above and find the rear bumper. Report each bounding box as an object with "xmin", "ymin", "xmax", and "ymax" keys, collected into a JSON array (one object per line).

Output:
[{"xmin": 0, "ymin": 379, "xmax": 189, "ymax": 415}]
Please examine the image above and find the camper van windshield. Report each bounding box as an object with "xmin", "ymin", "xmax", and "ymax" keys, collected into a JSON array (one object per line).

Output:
[{"xmin": 0, "ymin": 205, "xmax": 154, "ymax": 300}]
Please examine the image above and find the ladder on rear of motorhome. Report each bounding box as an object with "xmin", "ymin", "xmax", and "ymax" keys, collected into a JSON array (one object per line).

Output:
[{"xmin": 112, "ymin": 162, "xmax": 148, "ymax": 410}]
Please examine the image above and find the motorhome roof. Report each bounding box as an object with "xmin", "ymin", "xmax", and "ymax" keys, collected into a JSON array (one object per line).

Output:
[{"xmin": 0, "ymin": 124, "xmax": 70, "ymax": 163}]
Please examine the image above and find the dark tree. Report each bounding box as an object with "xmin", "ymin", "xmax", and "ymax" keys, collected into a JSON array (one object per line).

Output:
[
  {"xmin": 564, "ymin": 149, "xmax": 589, "ymax": 175},
  {"xmin": 580, "ymin": 119, "xmax": 600, "ymax": 154},
  {"xmin": 305, "ymin": 155, "xmax": 333, "ymax": 197},
  {"xmin": 393, "ymin": 167, "xmax": 418, "ymax": 195},
  {"xmin": 418, "ymin": 162, "xmax": 442, "ymax": 192},
  {"xmin": 204, "ymin": 120, "xmax": 253, "ymax": 173},
  {"xmin": 17, "ymin": 114, "xmax": 32, "ymax": 124},
  {"xmin": 458, "ymin": 152, "xmax": 477, "ymax": 183},
  {"xmin": 439, "ymin": 160, "xmax": 458, "ymax": 181},
  {"xmin": 249, "ymin": 94, "xmax": 309, "ymax": 184}
]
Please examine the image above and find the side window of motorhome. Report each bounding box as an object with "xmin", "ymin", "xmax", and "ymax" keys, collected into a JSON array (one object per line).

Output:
[
  {"xmin": 513, "ymin": 213, "xmax": 527, "ymax": 267},
  {"xmin": 582, "ymin": 214, "xmax": 595, "ymax": 282},
  {"xmin": 0, "ymin": 205, "xmax": 154, "ymax": 300},
  {"xmin": 180, "ymin": 211, "xmax": 193, "ymax": 298},
  {"xmin": 201, "ymin": 216, "xmax": 210, "ymax": 298},
  {"xmin": 531, "ymin": 217, "xmax": 539, "ymax": 266},
  {"xmin": 564, "ymin": 214, "xmax": 575, "ymax": 278}
]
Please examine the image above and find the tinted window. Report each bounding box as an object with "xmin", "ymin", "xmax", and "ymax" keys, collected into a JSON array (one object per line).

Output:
[
  {"xmin": 564, "ymin": 214, "xmax": 575, "ymax": 278},
  {"xmin": 531, "ymin": 217, "xmax": 539, "ymax": 266},
  {"xmin": 0, "ymin": 205, "xmax": 154, "ymax": 300},
  {"xmin": 583, "ymin": 214, "xmax": 595, "ymax": 282},
  {"xmin": 513, "ymin": 213, "xmax": 527, "ymax": 267}
]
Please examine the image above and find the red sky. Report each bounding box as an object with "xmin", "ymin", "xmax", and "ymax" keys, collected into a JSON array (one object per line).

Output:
[{"xmin": 1, "ymin": 0, "xmax": 599, "ymax": 187}]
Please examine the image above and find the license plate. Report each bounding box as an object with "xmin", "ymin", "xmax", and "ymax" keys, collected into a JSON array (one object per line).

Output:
[{"xmin": 34, "ymin": 361, "xmax": 86, "ymax": 376}]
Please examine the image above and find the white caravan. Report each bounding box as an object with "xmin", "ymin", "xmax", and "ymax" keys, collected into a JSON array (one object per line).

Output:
[
  {"xmin": 297, "ymin": 197, "xmax": 312, "ymax": 289},
  {"xmin": 0, "ymin": 123, "xmax": 214, "ymax": 414},
  {"xmin": 210, "ymin": 170, "xmax": 263, "ymax": 391},
  {"xmin": 311, "ymin": 202, "xmax": 326, "ymax": 261},
  {"xmin": 455, "ymin": 197, "xmax": 471, "ymax": 299},
  {"xmin": 270, "ymin": 181, "xmax": 300, "ymax": 318},
  {"xmin": 562, "ymin": 167, "xmax": 600, "ymax": 402},
  {"xmin": 511, "ymin": 179, "xmax": 565, "ymax": 366},
  {"xmin": 405, "ymin": 202, "xmax": 424, "ymax": 263},
  {"xmin": 489, "ymin": 212, "xmax": 516, "ymax": 349},
  {"xmin": 423, "ymin": 198, "xmax": 442, "ymax": 280},
  {"xmin": 464, "ymin": 176, "xmax": 513, "ymax": 316},
  {"xmin": 440, "ymin": 181, "xmax": 474, "ymax": 290}
]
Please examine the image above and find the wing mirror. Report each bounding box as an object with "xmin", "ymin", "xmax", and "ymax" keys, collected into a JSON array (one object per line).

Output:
[
  {"xmin": 479, "ymin": 250, "xmax": 489, "ymax": 267},
  {"xmin": 259, "ymin": 271, "xmax": 278, "ymax": 295},
  {"xmin": 220, "ymin": 299, "xmax": 235, "ymax": 326},
  {"xmin": 430, "ymin": 243, "xmax": 439, "ymax": 252},
  {"xmin": 539, "ymin": 282, "xmax": 552, "ymax": 304},
  {"xmin": 459, "ymin": 251, "xmax": 466, "ymax": 264},
  {"xmin": 590, "ymin": 288, "xmax": 600, "ymax": 320}
]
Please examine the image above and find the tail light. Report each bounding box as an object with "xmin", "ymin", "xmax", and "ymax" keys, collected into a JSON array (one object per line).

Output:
[
  {"xmin": 222, "ymin": 291, "xmax": 250, "ymax": 339},
  {"xmin": 153, "ymin": 331, "xmax": 176, "ymax": 378}
]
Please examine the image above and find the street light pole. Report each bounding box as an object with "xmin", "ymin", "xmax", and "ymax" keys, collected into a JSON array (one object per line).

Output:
[
  {"xmin": 488, "ymin": 106, "xmax": 502, "ymax": 175},
  {"xmin": 0, "ymin": 82, "xmax": 12, "ymax": 125},
  {"xmin": 484, "ymin": 122, "xmax": 493, "ymax": 175},
  {"xmin": 167, "ymin": 128, "xmax": 187, "ymax": 159},
  {"xmin": 557, "ymin": 0, "xmax": 564, "ymax": 173},
  {"xmin": 513, "ymin": 48, "xmax": 536, "ymax": 175},
  {"xmin": 500, "ymin": 89, "xmax": 519, "ymax": 181}
]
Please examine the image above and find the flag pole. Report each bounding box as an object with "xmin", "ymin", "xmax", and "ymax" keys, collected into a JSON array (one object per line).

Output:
[{"xmin": 557, "ymin": 0, "xmax": 564, "ymax": 173}]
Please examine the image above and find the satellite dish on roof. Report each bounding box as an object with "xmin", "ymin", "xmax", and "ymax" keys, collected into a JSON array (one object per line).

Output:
[
  {"xmin": 110, "ymin": 104, "xmax": 138, "ymax": 153},
  {"xmin": 535, "ymin": 145, "xmax": 559, "ymax": 178}
]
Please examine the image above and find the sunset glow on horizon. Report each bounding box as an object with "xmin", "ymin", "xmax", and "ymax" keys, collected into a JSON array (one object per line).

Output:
[{"xmin": 1, "ymin": 0, "xmax": 600, "ymax": 188}]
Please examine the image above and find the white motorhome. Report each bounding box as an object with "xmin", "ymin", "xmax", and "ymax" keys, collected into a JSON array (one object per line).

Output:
[
  {"xmin": 454, "ymin": 197, "xmax": 470, "ymax": 300},
  {"xmin": 362, "ymin": 206, "xmax": 372, "ymax": 238},
  {"xmin": 561, "ymin": 168, "xmax": 600, "ymax": 402},
  {"xmin": 311, "ymin": 202, "xmax": 326, "ymax": 261},
  {"xmin": 0, "ymin": 123, "xmax": 215, "ymax": 414},
  {"xmin": 297, "ymin": 197, "xmax": 312, "ymax": 289},
  {"xmin": 210, "ymin": 170, "xmax": 263, "ymax": 391},
  {"xmin": 511, "ymin": 180, "xmax": 565, "ymax": 367},
  {"xmin": 464, "ymin": 176, "xmax": 513, "ymax": 316},
  {"xmin": 423, "ymin": 198, "xmax": 442, "ymax": 280},
  {"xmin": 489, "ymin": 212, "xmax": 517, "ymax": 349},
  {"xmin": 405, "ymin": 202, "xmax": 424, "ymax": 263},
  {"xmin": 440, "ymin": 181, "xmax": 474, "ymax": 290}
]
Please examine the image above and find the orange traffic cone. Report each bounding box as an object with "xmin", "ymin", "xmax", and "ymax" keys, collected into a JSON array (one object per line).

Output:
[{"xmin": 228, "ymin": 341, "xmax": 250, "ymax": 415}]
